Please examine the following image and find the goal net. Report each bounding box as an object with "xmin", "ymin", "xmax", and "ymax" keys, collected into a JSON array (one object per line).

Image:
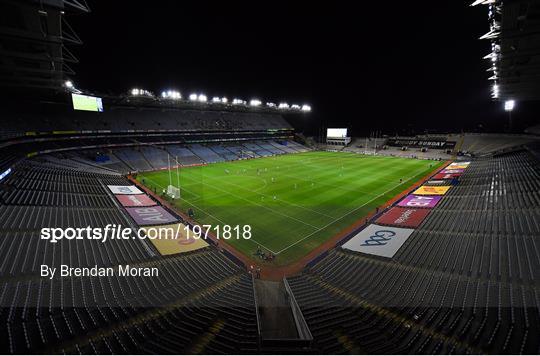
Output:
[{"xmin": 167, "ymin": 185, "xmax": 180, "ymax": 199}]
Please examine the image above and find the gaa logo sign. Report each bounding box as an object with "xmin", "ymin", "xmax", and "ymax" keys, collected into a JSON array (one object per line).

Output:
[
  {"xmin": 343, "ymin": 224, "xmax": 414, "ymax": 258},
  {"xmin": 360, "ymin": 230, "xmax": 396, "ymax": 246}
]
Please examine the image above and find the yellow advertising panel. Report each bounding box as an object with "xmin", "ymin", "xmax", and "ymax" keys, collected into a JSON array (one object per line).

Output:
[
  {"xmin": 142, "ymin": 223, "xmax": 209, "ymax": 256},
  {"xmin": 447, "ymin": 164, "xmax": 469, "ymax": 169},
  {"xmin": 413, "ymin": 185, "xmax": 451, "ymax": 196},
  {"xmin": 448, "ymin": 162, "xmax": 470, "ymax": 169}
]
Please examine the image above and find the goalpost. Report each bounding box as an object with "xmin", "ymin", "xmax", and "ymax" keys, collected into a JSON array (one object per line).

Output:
[
  {"xmin": 167, "ymin": 185, "xmax": 180, "ymax": 199},
  {"xmin": 166, "ymin": 154, "xmax": 181, "ymax": 199}
]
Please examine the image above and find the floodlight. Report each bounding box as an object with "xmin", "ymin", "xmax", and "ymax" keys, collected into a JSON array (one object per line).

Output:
[
  {"xmin": 492, "ymin": 84, "xmax": 499, "ymax": 98},
  {"xmin": 221, "ymin": 97, "xmax": 228, "ymax": 103},
  {"xmin": 249, "ymin": 99, "xmax": 262, "ymax": 107},
  {"xmin": 504, "ymin": 100, "xmax": 515, "ymax": 112},
  {"xmin": 301, "ymin": 104, "xmax": 311, "ymax": 112},
  {"xmin": 232, "ymin": 98, "xmax": 243, "ymax": 105},
  {"xmin": 291, "ymin": 104, "xmax": 301, "ymax": 110},
  {"xmin": 131, "ymin": 88, "xmax": 139, "ymax": 96},
  {"xmin": 162, "ymin": 90, "xmax": 181, "ymax": 99},
  {"xmin": 189, "ymin": 93, "xmax": 198, "ymax": 101},
  {"xmin": 278, "ymin": 103, "xmax": 290, "ymax": 109},
  {"xmin": 212, "ymin": 97, "xmax": 221, "ymax": 103},
  {"xmin": 65, "ymin": 80, "xmax": 74, "ymax": 89},
  {"xmin": 198, "ymin": 94, "xmax": 207, "ymax": 102},
  {"xmin": 266, "ymin": 102, "xmax": 276, "ymax": 108}
]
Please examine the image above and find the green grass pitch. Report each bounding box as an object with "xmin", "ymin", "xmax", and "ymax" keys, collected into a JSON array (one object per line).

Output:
[{"xmin": 137, "ymin": 151, "xmax": 444, "ymax": 265}]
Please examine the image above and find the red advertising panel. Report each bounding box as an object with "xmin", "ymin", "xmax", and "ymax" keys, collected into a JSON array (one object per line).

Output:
[
  {"xmin": 116, "ymin": 194, "xmax": 156, "ymax": 207},
  {"xmin": 433, "ymin": 172, "xmax": 461, "ymax": 180},
  {"xmin": 376, "ymin": 207, "xmax": 431, "ymax": 228}
]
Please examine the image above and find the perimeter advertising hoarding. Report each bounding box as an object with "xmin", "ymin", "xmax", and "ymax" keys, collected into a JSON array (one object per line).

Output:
[
  {"xmin": 397, "ymin": 194, "xmax": 442, "ymax": 208},
  {"xmin": 413, "ymin": 185, "xmax": 451, "ymax": 195},
  {"xmin": 107, "ymin": 185, "xmax": 144, "ymax": 195},
  {"xmin": 448, "ymin": 161, "xmax": 470, "ymax": 167},
  {"xmin": 116, "ymin": 194, "xmax": 157, "ymax": 207},
  {"xmin": 425, "ymin": 180, "xmax": 449, "ymax": 185},
  {"xmin": 441, "ymin": 169, "xmax": 465, "ymax": 174},
  {"xmin": 447, "ymin": 164, "xmax": 469, "ymax": 170},
  {"xmin": 447, "ymin": 162, "xmax": 470, "ymax": 170},
  {"xmin": 342, "ymin": 224, "xmax": 414, "ymax": 258},
  {"xmin": 142, "ymin": 223, "xmax": 209, "ymax": 255},
  {"xmin": 126, "ymin": 206, "xmax": 178, "ymax": 226},
  {"xmin": 386, "ymin": 138, "xmax": 456, "ymax": 149},
  {"xmin": 376, "ymin": 207, "xmax": 431, "ymax": 228},
  {"xmin": 433, "ymin": 172, "xmax": 461, "ymax": 180}
]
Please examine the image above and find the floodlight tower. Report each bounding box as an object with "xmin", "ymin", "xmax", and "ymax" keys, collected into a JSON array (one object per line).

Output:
[{"xmin": 504, "ymin": 99, "xmax": 515, "ymax": 131}]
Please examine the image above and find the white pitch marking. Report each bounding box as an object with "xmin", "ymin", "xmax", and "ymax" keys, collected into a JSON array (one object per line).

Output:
[{"xmin": 275, "ymin": 166, "xmax": 431, "ymax": 255}]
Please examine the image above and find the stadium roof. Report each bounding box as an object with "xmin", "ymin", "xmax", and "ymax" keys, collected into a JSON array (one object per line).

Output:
[
  {"xmin": 0, "ymin": 0, "xmax": 89, "ymax": 91},
  {"xmin": 473, "ymin": 0, "xmax": 540, "ymax": 101}
]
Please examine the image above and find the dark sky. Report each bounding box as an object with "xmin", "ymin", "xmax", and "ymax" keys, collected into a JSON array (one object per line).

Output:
[{"xmin": 68, "ymin": 1, "xmax": 539, "ymax": 136}]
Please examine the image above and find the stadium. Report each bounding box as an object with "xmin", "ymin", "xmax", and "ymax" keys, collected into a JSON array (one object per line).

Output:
[{"xmin": 0, "ymin": 0, "xmax": 540, "ymax": 354}]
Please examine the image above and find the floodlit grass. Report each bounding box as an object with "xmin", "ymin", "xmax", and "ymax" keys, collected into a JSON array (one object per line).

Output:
[{"xmin": 138, "ymin": 151, "xmax": 443, "ymax": 265}]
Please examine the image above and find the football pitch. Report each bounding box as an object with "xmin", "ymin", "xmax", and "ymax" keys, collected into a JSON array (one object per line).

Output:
[{"xmin": 137, "ymin": 151, "xmax": 444, "ymax": 265}]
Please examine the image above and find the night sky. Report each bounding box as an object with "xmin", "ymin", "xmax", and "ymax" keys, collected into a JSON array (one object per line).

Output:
[{"xmin": 68, "ymin": 1, "xmax": 539, "ymax": 136}]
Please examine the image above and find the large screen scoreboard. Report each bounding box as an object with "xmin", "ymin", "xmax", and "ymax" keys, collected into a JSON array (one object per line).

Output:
[
  {"xmin": 72, "ymin": 93, "xmax": 104, "ymax": 112},
  {"xmin": 326, "ymin": 128, "xmax": 348, "ymax": 138}
]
